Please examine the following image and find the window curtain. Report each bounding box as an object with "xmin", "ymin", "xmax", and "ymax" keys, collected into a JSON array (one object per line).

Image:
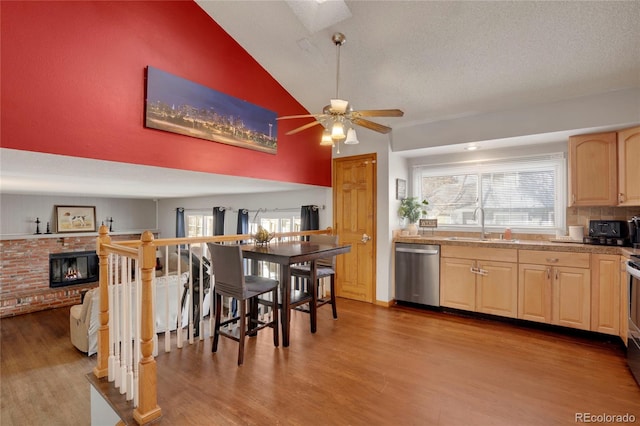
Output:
[
  {"xmin": 176, "ymin": 207, "xmax": 185, "ymax": 249},
  {"xmin": 300, "ymin": 205, "xmax": 319, "ymax": 240},
  {"xmin": 237, "ymin": 209, "xmax": 249, "ymax": 235},
  {"xmin": 212, "ymin": 207, "xmax": 225, "ymax": 236}
]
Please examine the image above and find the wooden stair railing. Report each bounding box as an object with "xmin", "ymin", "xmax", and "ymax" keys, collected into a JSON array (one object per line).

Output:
[{"xmin": 95, "ymin": 226, "xmax": 332, "ymax": 424}]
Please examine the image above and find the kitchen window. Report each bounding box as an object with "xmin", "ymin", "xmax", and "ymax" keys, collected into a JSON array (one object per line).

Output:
[{"xmin": 412, "ymin": 154, "xmax": 566, "ymax": 234}]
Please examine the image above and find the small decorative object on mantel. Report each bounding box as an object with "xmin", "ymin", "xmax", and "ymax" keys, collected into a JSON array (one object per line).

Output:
[
  {"xmin": 34, "ymin": 217, "xmax": 41, "ymax": 235},
  {"xmin": 252, "ymin": 226, "xmax": 275, "ymax": 246},
  {"xmin": 107, "ymin": 217, "xmax": 114, "ymax": 232},
  {"xmin": 45, "ymin": 221, "xmax": 52, "ymax": 234}
]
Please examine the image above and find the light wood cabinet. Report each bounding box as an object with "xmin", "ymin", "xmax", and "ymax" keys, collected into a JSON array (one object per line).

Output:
[
  {"xmin": 553, "ymin": 266, "xmax": 591, "ymax": 330},
  {"xmin": 568, "ymin": 132, "xmax": 618, "ymax": 206},
  {"xmin": 440, "ymin": 246, "xmax": 518, "ymax": 318},
  {"xmin": 518, "ymin": 250, "xmax": 591, "ymax": 330},
  {"xmin": 617, "ymin": 125, "xmax": 640, "ymax": 206},
  {"xmin": 518, "ymin": 263, "xmax": 552, "ymax": 323},
  {"xmin": 621, "ymin": 255, "xmax": 630, "ymax": 345},
  {"xmin": 476, "ymin": 260, "xmax": 519, "ymax": 317},
  {"xmin": 440, "ymin": 257, "xmax": 476, "ymax": 311},
  {"xmin": 591, "ymin": 254, "xmax": 621, "ymax": 335}
]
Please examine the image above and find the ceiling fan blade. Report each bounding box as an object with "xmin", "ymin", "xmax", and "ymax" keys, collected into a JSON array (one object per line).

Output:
[
  {"xmin": 285, "ymin": 120, "xmax": 323, "ymax": 136},
  {"xmin": 351, "ymin": 109, "xmax": 404, "ymax": 118},
  {"xmin": 351, "ymin": 118, "xmax": 393, "ymax": 134},
  {"xmin": 277, "ymin": 113, "xmax": 319, "ymax": 120}
]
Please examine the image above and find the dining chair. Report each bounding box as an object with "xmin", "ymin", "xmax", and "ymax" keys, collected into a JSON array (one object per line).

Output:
[
  {"xmin": 207, "ymin": 243, "xmax": 279, "ymax": 365},
  {"xmin": 290, "ymin": 234, "xmax": 339, "ymax": 320}
]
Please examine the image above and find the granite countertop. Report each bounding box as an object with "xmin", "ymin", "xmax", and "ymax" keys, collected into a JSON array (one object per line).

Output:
[{"xmin": 394, "ymin": 235, "xmax": 640, "ymax": 257}]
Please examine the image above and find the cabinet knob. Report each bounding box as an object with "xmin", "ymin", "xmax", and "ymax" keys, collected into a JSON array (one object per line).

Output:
[
  {"xmin": 619, "ymin": 193, "xmax": 625, "ymax": 203},
  {"xmin": 546, "ymin": 258, "xmax": 559, "ymax": 263}
]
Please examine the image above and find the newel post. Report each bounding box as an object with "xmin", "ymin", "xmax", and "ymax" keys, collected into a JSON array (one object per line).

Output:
[
  {"xmin": 133, "ymin": 231, "xmax": 162, "ymax": 424},
  {"xmin": 94, "ymin": 225, "xmax": 111, "ymax": 378}
]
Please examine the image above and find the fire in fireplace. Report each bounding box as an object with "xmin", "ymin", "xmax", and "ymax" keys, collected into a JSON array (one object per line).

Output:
[{"xmin": 49, "ymin": 251, "xmax": 99, "ymax": 288}]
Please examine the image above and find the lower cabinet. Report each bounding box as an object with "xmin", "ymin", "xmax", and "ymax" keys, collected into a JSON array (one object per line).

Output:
[
  {"xmin": 591, "ymin": 254, "xmax": 621, "ymax": 336},
  {"xmin": 438, "ymin": 244, "xmax": 622, "ymax": 336},
  {"xmin": 440, "ymin": 246, "xmax": 518, "ymax": 318},
  {"xmin": 518, "ymin": 250, "xmax": 591, "ymax": 331}
]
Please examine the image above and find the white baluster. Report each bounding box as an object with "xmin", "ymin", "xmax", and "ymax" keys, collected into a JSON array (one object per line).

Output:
[{"xmin": 108, "ymin": 253, "xmax": 116, "ymax": 382}]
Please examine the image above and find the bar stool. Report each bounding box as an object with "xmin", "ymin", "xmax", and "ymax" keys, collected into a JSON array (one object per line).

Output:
[
  {"xmin": 290, "ymin": 234, "xmax": 339, "ymax": 320},
  {"xmin": 207, "ymin": 243, "xmax": 279, "ymax": 365}
]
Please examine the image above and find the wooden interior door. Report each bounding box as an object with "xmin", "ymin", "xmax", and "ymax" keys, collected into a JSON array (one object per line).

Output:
[{"xmin": 333, "ymin": 153, "xmax": 376, "ymax": 303}]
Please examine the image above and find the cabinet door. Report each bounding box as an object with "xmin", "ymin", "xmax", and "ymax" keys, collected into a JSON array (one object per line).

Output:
[
  {"xmin": 518, "ymin": 264, "xmax": 552, "ymax": 323},
  {"xmin": 440, "ymin": 257, "xmax": 475, "ymax": 311},
  {"xmin": 553, "ymin": 266, "xmax": 591, "ymax": 330},
  {"xmin": 618, "ymin": 126, "xmax": 640, "ymax": 206},
  {"xmin": 568, "ymin": 132, "xmax": 617, "ymax": 206},
  {"xmin": 591, "ymin": 254, "xmax": 620, "ymax": 335},
  {"xmin": 621, "ymin": 257, "xmax": 630, "ymax": 346},
  {"xmin": 476, "ymin": 260, "xmax": 518, "ymax": 318}
]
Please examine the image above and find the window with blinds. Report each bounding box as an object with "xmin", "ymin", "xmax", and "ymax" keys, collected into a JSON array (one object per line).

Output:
[{"xmin": 413, "ymin": 154, "xmax": 566, "ymax": 233}]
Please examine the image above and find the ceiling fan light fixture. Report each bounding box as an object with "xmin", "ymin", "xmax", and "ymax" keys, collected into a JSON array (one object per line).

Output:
[
  {"xmin": 344, "ymin": 128, "xmax": 359, "ymax": 145},
  {"xmin": 320, "ymin": 129, "xmax": 334, "ymax": 146},
  {"xmin": 330, "ymin": 98, "xmax": 349, "ymax": 114},
  {"xmin": 331, "ymin": 121, "xmax": 345, "ymax": 141},
  {"xmin": 277, "ymin": 32, "xmax": 403, "ymax": 139}
]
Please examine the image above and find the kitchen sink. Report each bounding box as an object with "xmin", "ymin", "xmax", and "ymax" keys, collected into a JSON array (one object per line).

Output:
[
  {"xmin": 445, "ymin": 236, "xmax": 519, "ymax": 243},
  {"xmin": 445, "ymin": 236, "xmax": 486, "ymax": 241}
]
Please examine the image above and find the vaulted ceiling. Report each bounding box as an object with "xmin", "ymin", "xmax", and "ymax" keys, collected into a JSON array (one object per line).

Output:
[
  {"xmin": 200, "ymin": 0, "xmax": 640, "ymax": 151},
  {"xmin": 2, "ymin": 1, "xmax": 639, "ymax": 198}
]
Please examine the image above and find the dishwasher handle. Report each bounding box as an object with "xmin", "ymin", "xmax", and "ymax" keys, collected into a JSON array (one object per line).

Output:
[{"xmin": 395, "ymin": 247, "xmax": 439, "ymax": 255}]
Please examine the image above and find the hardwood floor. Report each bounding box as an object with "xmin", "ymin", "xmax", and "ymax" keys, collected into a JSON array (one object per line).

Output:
[{"xmin": 2, "ymin": 300, "xmax": 640, "ymax": 425}]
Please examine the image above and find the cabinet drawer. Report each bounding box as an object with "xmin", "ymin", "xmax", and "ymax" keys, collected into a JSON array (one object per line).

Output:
[
  {"xmin": 442, "ymin": 245, "xmax": 517, "ymax": 262},
  {"xmin": 518, "ymin": 250, "xmax": 590, "ymax": 268}
]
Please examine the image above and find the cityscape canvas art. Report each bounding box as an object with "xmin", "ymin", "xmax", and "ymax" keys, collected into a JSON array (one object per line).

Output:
[{"xmin": 145, "ymin": 66, "xmax": 278, "ymax": 154}]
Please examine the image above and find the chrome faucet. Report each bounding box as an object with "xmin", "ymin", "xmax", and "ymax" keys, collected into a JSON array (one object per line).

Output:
[{"xmin": 473, "ymin": 207, "xmax": 486, "ymax": 240}]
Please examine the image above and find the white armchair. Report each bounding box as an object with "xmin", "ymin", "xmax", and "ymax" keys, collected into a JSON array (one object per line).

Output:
[
  {"xmin": 69, "ymin": 288, "xmax": 100, "ymax": 355},
  {"xmin": 69, "ymin": 273, "xmax": 200, "ymax": 355}
]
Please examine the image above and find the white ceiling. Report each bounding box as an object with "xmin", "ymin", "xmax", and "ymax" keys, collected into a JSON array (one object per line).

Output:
[{"xmin": 3, "ymin": 1, "xmax": 639, "ymax": 199}]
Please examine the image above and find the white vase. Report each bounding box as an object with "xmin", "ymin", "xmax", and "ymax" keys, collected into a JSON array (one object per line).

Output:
[{"xmin": 407, "ymin": 223, "xmax": 418, "ymax": 236}]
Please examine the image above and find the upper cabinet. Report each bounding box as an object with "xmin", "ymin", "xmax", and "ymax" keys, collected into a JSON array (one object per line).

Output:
[
  {"xmin": 568, "ymin": 132, "xmax": 618, "ymax": 206},
  {"xmin": 568, "ymin": 126, "xmax": 640, "ymax": 207},
  {"xmin": 617, "ymin": 126, "xmax": 640, "ymax": 206}
]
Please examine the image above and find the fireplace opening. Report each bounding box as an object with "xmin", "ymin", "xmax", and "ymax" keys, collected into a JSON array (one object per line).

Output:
[{"xmin": 49, "ymin": 251, "xmax": 99, "ymax": 288}]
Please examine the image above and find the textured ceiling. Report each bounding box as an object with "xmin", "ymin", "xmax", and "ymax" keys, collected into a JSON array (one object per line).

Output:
[
  {"xmin": 200, "ymin": 1, "xmax": 639, "ymax": 131},
  {"xmin": 3, "ymin": 1, "xmax": 639, "ymax": 198}
]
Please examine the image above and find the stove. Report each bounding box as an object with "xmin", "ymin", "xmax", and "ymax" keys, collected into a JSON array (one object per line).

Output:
[
  {"xmin": 582, "ymin": 220, "xmax": 630, "ymax": 247},
  {"xmin": 627, "ymin": 254, "xmax": 640, "ymax": 386}
]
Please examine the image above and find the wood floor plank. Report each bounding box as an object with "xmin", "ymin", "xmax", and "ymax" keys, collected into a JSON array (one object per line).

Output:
[{"xmin": 2, "ymin": 300, "xmax": 639, "ymax": 425}]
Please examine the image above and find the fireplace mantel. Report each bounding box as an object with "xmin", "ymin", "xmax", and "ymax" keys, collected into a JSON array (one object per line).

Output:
[
  {"xmin": 0, "ymin": 229, "xmax": 159, "ymax": 241},
  {"xmin": 0, "ymin": 232, "xmax": 148, "ymax": 317}
]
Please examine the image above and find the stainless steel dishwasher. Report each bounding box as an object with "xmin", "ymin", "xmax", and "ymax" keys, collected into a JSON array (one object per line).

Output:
[{"xmin": 395, "ymin": 243, "xmax": 440, "ymax": 307}]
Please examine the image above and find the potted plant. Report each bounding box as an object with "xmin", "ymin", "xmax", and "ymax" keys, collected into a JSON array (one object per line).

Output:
[{"xmin": 398, "ymin": 197, "xmax": 429, "ymax": 235}]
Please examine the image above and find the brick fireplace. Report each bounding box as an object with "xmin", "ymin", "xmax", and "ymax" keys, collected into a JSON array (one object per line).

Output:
[{"xmin": 0, "ymin": 233, "xmax": 142, "ymax": 317}]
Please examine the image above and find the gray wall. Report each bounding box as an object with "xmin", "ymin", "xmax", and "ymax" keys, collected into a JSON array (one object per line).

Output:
[{"xmin": 0, "ymin": 194, "xmax": 157, "ymax": 236}]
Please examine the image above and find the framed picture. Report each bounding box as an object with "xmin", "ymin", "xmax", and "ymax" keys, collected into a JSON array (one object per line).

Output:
[
  {"xmin": 145, "ymin": 66, "xmax": 278, "ymax": 154},
  {"xmin": 55, "ymin": 205, "xmax": 97, "ymax": 233},
  {"xmin": 395, "ymin": 179, "xmax": 407, "ymax": 200}
]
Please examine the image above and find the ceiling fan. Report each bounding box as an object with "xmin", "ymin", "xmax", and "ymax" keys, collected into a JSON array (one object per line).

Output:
[{"xmin": 277, "ymin": 32, "xmax": 404, "ymax": 146}]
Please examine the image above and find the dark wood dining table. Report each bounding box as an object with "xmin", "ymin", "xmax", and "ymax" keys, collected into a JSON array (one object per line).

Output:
[{"xmin": 241, "ymin": 240, "xmax": 351, "ymax": 347}]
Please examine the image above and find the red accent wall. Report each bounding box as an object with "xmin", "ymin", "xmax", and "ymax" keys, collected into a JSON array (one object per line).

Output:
[{"xmin": 1, "ymin": 1, "xmax": 330, "ymax": 187}]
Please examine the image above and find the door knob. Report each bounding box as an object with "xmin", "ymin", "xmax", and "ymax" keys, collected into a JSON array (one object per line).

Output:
[{"xmin": 361, "ymin": 233, "xmax": 371, "ymax": 243}]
